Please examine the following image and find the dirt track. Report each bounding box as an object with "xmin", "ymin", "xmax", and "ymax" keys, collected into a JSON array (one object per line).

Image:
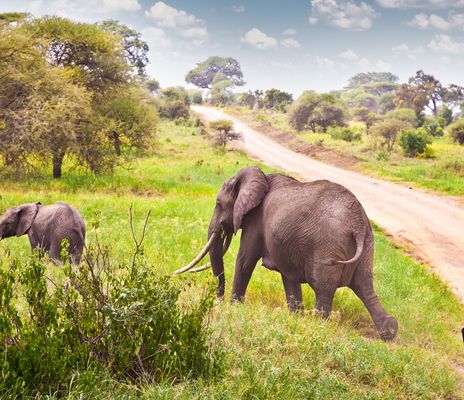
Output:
[{"xmin": 192, "ymin": 105, "xmax": 464, "ymax": 303}]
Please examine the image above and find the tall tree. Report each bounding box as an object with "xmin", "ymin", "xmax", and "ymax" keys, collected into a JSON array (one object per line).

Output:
[
  {"xmin": 185, "ymin": 56, "xmax": 245, "ymax": 89},
  {"xmin": 98, "ymin": 19, "xmax": 149, "ymax": 76}
]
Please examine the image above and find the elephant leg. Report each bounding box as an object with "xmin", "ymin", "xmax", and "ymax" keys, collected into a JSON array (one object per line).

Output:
[
  {"xmin": 350, "ymin": 267, "xmax": 398, "ymax": 341},
  {"xmin": 68, "ymin": 241, "xmax": 84, "ymax": 265},
  {"xmin": 312, "ymin": 263, "xmax": 341, "ymax": 319},
  {"xmin": 281, "ymin": 274, "xmax": 303, "ymax": 312},
  {"xmin": 49, "ymin": 240, "xmax": 62, "ymax": 263}
]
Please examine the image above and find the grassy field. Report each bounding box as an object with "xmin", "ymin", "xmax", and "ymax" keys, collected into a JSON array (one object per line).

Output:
[
  {"xmin": 227, "ymin": 106, "xmax": 464, "ymax": 197},
  {"xmin": 1, "ymin": 120, "xmax": 463, "ymax": 399}
]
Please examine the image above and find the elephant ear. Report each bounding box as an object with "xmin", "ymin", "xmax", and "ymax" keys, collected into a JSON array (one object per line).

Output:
[
  {"xmin": 16, "ymin": 204, "xmax": 38, "ymax": 237},
  {"xmin": 233, "ymin": 167, "xmax": 269, "ymax": 233}
]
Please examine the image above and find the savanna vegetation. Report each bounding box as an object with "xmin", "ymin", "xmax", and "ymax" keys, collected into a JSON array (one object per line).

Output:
[
  {"xmin": 225, "ymin": 70, "xmax": 464, "ymax": 196},
  {"xmin": 1, "ymin": 120, "xmax": 463, "ymax": 399}
]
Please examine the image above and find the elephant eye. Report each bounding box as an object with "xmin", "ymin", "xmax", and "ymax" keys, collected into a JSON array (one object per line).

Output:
[{"xmin": 216, "ymin": 199, "xmax": 221, "ymax": 207}]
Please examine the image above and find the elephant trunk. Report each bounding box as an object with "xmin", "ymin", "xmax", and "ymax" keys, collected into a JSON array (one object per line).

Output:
[{"xmin": 208, "ymin": 224, "xmax": 227, "ymax": 298}]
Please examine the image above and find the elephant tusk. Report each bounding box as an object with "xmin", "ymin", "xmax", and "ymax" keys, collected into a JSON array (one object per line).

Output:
[
  {"xmin": 173, "ymin": 231, "xmax": 219, "ymax": 275},
  {"xmin": 222, "ymin": 233, "xmax": 232, "ymax": 255},
  {"xmin": 189, "ymin": 262, "xmax": 211, "ymax": 273}
]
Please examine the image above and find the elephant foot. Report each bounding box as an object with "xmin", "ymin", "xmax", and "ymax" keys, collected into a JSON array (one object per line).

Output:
[{"xmin": 378, "ymin": 316, "xmax": 398, "ymax": 341}]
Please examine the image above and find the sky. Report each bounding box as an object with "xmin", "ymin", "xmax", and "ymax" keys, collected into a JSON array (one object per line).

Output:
[{"xmin": 1, "ymin": 0, "xmax": 464, "ymax": 96}]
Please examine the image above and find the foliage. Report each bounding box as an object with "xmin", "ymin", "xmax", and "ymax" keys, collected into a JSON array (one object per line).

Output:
[
  {"xmin": 158, "ymin": 87, "xmax": 190, "ymax": 120},
  {"xmin": 0, "ymin": 230, "xmax": 223, "ymax": 397},
  {"xmin": 209, "ymin": 119, "xmax": 238, "ymax": 146},
  {"xmin": 98, "ymin": 19, "xmax": 149, "ymax": 76},
  {"xmin": 385, "ymin": 108, "xmax": 417, "ymax": 127},
  {"xmin": 210, "ymin": 75, "xmax": 235, "ymax": 106},
  {"xmin": 448, "ymin": 119, "xmax": 464, "ymax": 145},
  {"xmin": 239, "ymin": 91, "xmax": 256, "ymax": 109},
  {"xmin": 263, "ymin": 88, "xmax": 293, "ymax": 112},
  {"xmin": 399, "ymin": 128, "xmax": 433, "ymax": 157},
  {"xmin": 327, "ymin": 126, "xmax": 362, "ymax": 142},
  {"xmin": 423, "ymin": 117, "xmax": 445, "ymax": 137},
  {"xmin": 439, "ymin": 106, "xmax": 453, "ymax": 127},
  {"xmin": 371, "ymin": 118, "xmax": 409, "ymax": 150},
  {"xmin": 352, "ymin": 107, "xmax": 377, "ymax": 133},
  {"xmin": 185, "ymin": 56, "xmax": 244, "ymax": 89},
  {"xmin": 289, "ymin": 91, "xmax": 347, "ymax": 132},
  {"xmin": 378, "ymin": 92, "xmax": 396, "ymax": 114},
  {"xmin": 187, "ymin": 89, "xmax": 203, "ymax": 104},
  {"xmin": 417, "ymin": 145, "xmax": 436, "ymax": 159},
  {"xmin": 341, "ymin": 89, "xmax": 377, "ymax": 111},
  {"xmin": 144, "ymin": 78, "xmax": 160, "ymax": 94},
  {"xmin": 347, "ymin": 72, "xmax": 399, "ymax": 87}
]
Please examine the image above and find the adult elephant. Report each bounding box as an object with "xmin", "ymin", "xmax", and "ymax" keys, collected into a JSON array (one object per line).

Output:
[
  {"xmin": 174, "ymin": 167, "xmax": 398, "ymax": 341},
  {"xmin": 0, "ymin": 202, "xmax": 85, "ymax": 264}
]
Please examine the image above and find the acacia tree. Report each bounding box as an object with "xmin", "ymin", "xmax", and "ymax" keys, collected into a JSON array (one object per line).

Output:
[
  {"xmin": 98, "ymin": 19, "xmax": 149, "ymax": 76},
  {"xmin": 185, "ymin": 56, "xmax": 245, "ymax": 89}
]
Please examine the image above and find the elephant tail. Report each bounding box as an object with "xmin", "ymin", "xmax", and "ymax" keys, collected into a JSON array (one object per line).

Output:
[{"xmin": 322, "ymin": 229, "xmax": 366, "ymax": 266}]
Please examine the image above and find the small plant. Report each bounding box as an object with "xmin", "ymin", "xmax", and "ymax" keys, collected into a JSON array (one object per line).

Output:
[
  {"xmin": 376, "ymin": 149, "xmax": 390, "ymax": 161},
  {"xmin": 448, "ymin": 119, "xmax": 464, "ymax": 145},
  {"xmin": 399, "ymin": 128, "xmax": 432, "ymax": 157},
  {"xmin": 327, "ymin": 126, "xmax": 362, "ymax": 142}
]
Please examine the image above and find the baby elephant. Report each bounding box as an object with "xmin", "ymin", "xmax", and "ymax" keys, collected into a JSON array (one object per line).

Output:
[{"xmin": 0, "ymin": 202, "xmax": 85, "ymax": 264}]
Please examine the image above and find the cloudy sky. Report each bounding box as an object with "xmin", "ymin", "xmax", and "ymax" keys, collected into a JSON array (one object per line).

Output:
[{"xmin": 1, "ymin": 0, "xmax": 464, "ymax": 95}]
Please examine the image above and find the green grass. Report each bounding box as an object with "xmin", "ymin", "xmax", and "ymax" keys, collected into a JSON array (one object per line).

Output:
[
  {"xmin": 0, "ymin": 120, "xmax": 463, "ymax": 399},
  {"xmin": 227, "ymin": 106, "xmax": 464, "ymax": 197}
]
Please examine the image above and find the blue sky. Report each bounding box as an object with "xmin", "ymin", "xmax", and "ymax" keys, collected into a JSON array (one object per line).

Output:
[{"xmin": 1, "ymin": 0, "xmax": 464, "ymax": 95}]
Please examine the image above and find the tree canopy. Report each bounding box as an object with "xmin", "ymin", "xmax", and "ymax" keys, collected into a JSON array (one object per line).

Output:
[{"xmin": 185, "ymin": 56, "xmax": 245, "ymax": 89}]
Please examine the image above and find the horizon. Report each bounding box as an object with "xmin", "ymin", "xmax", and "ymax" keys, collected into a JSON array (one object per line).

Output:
[{"xmin": 1, "ymin": 0, "xmax": 464, "ymax": 96}]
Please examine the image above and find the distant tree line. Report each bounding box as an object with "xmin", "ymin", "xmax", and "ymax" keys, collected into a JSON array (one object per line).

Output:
[{"xmin": 0, "ymin": 13, "xmax": 158, "ymax": 178}]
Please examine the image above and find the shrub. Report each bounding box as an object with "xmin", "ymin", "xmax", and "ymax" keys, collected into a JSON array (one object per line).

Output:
[
  {"xmin": 417, "ymin": 145, "xmax": 436, "ymax": 159},
  {"xmin": 448, "ymin": 119, "xmax": 464, "ymax": 145},
  {"xmin": 160, "ymin": 100, "xmax": 190, "ymax": 120},
  {"xmin": 385, "ymin": 108, "xmax": 417, "ymax": 127},
  {"xmin": 209, "ymin": 119, "xmax": 239, "ymax": 146},
  {"xmin": 0, "ymin": 216, "xmax": 224, "ymax": 398},
  {"xmin": 376, "ymin": 149, "xmax": 390, "ymax": 161},
  {"xmin": 399, "ymin": 128, "xmax": 432, "ymax": 157},
  {"xmin": 423, "ymin": 117, "xmax": 444, "ymax": 137},
  {"xmin": 327, "ymin": 126, "xmax": 362, "ymax": 142}
]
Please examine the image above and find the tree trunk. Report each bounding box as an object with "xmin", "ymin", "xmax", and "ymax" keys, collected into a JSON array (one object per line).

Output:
[
  {"xmin": 52, "ymin": 150, "xmax": 65, "ymax": 179},
  {"xmin": 112, "ymin": 132, "xmax": 121, "ymax": 156}
]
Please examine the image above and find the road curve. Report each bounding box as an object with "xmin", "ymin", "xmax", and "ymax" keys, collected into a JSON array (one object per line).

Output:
[{"xmin": 192, "ymin": 105, "xmax": 464, "ymax": 302}]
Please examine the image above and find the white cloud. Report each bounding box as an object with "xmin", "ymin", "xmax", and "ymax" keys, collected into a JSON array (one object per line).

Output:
[
  {"xmin": 428, "ymin": 34, "xmax": 464, "ymax": 54},
  {"xmin": 145, "ymin": 1, "xmax": 208, "ymax": 45},
  {"xmin": 377, "ymin": 0, "xmax": 464, "ymax": 8},
  {"xmin": 392, "ymin": 43, "xmax": 425, "ymax": 60},
  {"xmin": 232, "ymin": 4, "xmax": 245, "ymax": 12},
  {"xmin": 142, "ymin": 26, "xmax": 172, "ymax": 49},
  {"xmin": 408, "ymin": 13, "xmax": 450, "ymax": 30},
  {"xmin": 309, "ymin": 0, "xmax": 379, "ymax": 30},
  {"xmin": 316, "ymin": 56, "xmax": 336, "ymax": 68},
  {"xmin": 339, "ymin": 49, "xmax": 358, "ymax": 60},
  {"xmin": 103, "ymin": 0, "xmax": 140, "ymax": 11},
  {"xmin": 280, "ymin": 37, "xmax": 301, "ymax": 48},
  {"xmin": 282, "ymin": 28, "xmax": 297, "ymax": 35},
  {"xmin": 241, "ymin": 28, "xmax": 278, "ymax": 49}
]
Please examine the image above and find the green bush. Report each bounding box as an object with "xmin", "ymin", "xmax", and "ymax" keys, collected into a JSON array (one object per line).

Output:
[
  {"xmin": 423, "ymin": 117, "xmax": 444, "ymax": 137},
  {"xmin": 385, "ymin": 108, "xmax": 417, "ymax": 127},
  {"xmin": 0, "ymin": 235, "xmax": 223, "ymax": 397},
  {"xmin": 160, "ymin": 100, "xmax": 190, "ymax": 120},
  {"xmin": 398, "ymin": 128, "xmax": 432, "ymax": 157},
  {"xmin": 417, "ymin": 145, "xmax": 436, "ymax": 159},
  {"xmin": 448, "ymin": 119, "xmax": 464, "ymax": 145},
  {"xmin": 327, "ymin": 126, "xmax": 362, "ymax": 142},
  {"xmin": 210, "ymin": 119, "xmax": 233, "ymax": 134},
  {"xmin": 376, "ymin": 149, "xmax": 390, "ymax": 161}
]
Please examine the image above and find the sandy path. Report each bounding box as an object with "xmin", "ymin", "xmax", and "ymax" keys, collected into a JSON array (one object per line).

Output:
[{"xmin": 192, "ymin": 106, "xmax": 464, "ymax": 302}]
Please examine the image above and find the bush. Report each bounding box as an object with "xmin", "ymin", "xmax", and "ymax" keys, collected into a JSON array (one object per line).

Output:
[
  {"xmin": 399, "ymin": 128, "xmax": 432, "ymax": 157},
  {"xmin": 448, "ymin": 119, "xmax": 464, "ymax": 145},
  {"xmin": 376, "ymin": 149, "xmax": 390, "ymax": 161},
  {"xmin": 160, "ymin": 100, "xmax": 190, "ymax": 120},
  {"xmin": 417, "ymin": 145, "xmax": 436, "ymax": 159},
  {"xmin": 0, "ymin": 218, "xmax": 223, "ymax": 397},
  {"xmin": 210, "ymin": 119, "xmax": 239, "ymax": 146},
  {"xmin": 327, "ymin": 126, "xmax": 362, "ymax": 142},
  {"xmin": 423, "ymin": 117, "xmax": 444, "ymax": 137}
]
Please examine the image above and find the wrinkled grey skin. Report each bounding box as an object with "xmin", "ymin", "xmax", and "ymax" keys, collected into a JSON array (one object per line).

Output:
[
  {"xmin": 0, "ymin": 202, "xmax": 85, "ymax": 264},
  {"xmin": 207, "ymin": 166, "xmax": 398, "ymax": 340}
]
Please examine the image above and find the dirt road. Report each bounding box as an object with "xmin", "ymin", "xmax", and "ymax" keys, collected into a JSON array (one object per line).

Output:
[{"xmin": 192, "ymin": 106, "xmax": 464, "ymax": 302}]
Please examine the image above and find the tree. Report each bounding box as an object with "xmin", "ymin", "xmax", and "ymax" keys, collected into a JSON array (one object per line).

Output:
[
  {"xmin": 399, "ymin": 128, "xmax": 432, "ymax": 157},
  {"xmin": 372, "ymin": 118, "xmax": 411, "ymax": 151},
  {"xmin": 378, "ymin": 92, "xmax": 396, "ymax": 115},
  {"xmin": 353, "ymin": 107, "xmax": 377, "ymax": 134},
  {"xmin": 144, "ymin": 78, "xmax": 160, "ymax": 94},
  {"xmin": 210, "ymin": 75, "xmax": 234, "ymax": 106},
  {"xmin": 289, "ymin": 91, "xmax": 347, "ymax": 132},
  {"xmin": 239, "ymin": 91, "xmax": 256, "ymax": 109},
  {"xmin": 98, "ymin": 19, "xmax": 149, "ymax": 76},
  {"xmin": 27, "ymin": 16, "xmax": 129, "ymax": 92},
  {"xmin": 385, "ymin": 108, "xmax": 417, "ymax": 127},
  {"xmin": 263, "ymin": 88, "xmax": 293, "ymax": 111},
  {"xmin": 185, "ymin": 56, "xmax": 245, "ymax": 89},
  {"xmin": 158, "ymin": 87, "xmax": 190, "ymax": 119},
  {"xmin": 347, "ymin": 72, "xmax": 399, "ymax": 88},
  {"xmin": 341, "ymin": 89, "xmax": 377, "ymax": 112},
  {"xmin": 438, "ymin": 106, "xmax": 453, "ymax": 127}
]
